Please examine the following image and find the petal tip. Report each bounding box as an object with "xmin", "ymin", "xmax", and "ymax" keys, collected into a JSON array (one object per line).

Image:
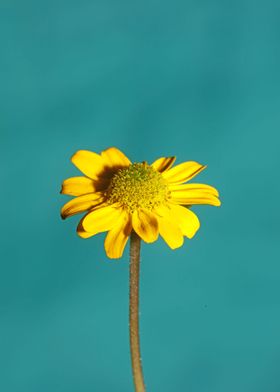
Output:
[
  {"xmin": 168, "ymin": 239, "xmax": 184, "ymax": 250},
  {"xmin": 105, "ymin": 252, "xmax": 122, "ymax": 260},
  {"xmin": 70, "ymin": 150, "xmax": 80, "ymax": 162}
]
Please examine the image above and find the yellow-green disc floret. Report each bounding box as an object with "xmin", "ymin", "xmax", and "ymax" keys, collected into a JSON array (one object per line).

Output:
[{"xmin": 106, "ymin": 163, "xmax": 170, "ymax": 212}]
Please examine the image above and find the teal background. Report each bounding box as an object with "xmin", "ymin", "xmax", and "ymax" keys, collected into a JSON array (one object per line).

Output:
[{"xmin": 1, "ymin": 1, "xmax": 280, "ymax": 391}]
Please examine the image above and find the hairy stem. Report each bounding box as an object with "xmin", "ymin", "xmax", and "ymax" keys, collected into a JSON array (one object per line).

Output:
[{"xmin": 129, "ymin": 231, "xmax": 145, "ymax": 392}]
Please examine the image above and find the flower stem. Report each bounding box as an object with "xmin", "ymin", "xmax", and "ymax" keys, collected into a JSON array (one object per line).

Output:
[{"xmin": 129, "ymin": 231, "xmax": 145, "ymax": 392}]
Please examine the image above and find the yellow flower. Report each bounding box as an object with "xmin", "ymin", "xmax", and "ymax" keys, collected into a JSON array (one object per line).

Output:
[{"xmin": 61, "ymin": 147, "xmax": 221, "ymax": 259}]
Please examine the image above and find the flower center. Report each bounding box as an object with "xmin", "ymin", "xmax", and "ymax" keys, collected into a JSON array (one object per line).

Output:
[{"xmin": 106, "ymin": 163, "xmax": 170, "ymax": 212}]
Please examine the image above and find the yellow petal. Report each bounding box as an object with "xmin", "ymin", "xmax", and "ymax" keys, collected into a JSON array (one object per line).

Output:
[
  {"xmin": 61, "ymin": 193, "xmax": 104, "ymax": 219},
  {"xmin": 71, "ymin": 150, "xmax": 106, "ymax": 180},
  {"xmin": 104, "ymin": 211, "xmax": 132, "ymax": 259},
  {"xmin": 151, "ymin": 157, "xmax": 176, "ymax": 173},
  {"xmin": 171, "ymin": 190, "xmax": 221, "ymax": 206},
  {"xmin": 168, "ymin": 183, "xmax": 219, "ymax": 197},
  {"xmin": 156, "ymin": 206, "xmax": 184, "ymax": 249},
  {"xmin": 162, "ymin": 161, "xmax": 206, "ymax": 184},
  {"xmin": 132, "ymin": 209, "xmax": 159, "ymax": 243},
  {"xmin": 169, "ymin": 204, "xmax": 200, "ymax": 239},
  {"xmin": 82, "ymin": 204, "xmax": 123, "ymax": 234},
  {"xmin": 60, "ymin": 176, "xmax": 96, "ymax": 196},
  {"xmin": 101, "ymin": 147, "xmax": 131, "ymax": 168},
  {"xmin": 77, "ymin": 218, "xmax": 96, "ymax": 239}
]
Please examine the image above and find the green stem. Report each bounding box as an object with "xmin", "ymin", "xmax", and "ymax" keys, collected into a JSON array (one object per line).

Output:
[{"xmin": 129, "ymin": 231, "xmax": 145, "ymax": 392}]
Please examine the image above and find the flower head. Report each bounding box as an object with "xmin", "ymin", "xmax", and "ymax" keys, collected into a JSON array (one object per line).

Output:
[{"xmin": 61, "ymin": 147, "xmax": 221, "ymax": 258}]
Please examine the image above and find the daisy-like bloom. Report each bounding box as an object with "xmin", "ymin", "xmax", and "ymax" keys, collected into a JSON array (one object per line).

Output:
[{"xmin": 61, "ymin": 147, "xmax": 221, "ymax": 259}]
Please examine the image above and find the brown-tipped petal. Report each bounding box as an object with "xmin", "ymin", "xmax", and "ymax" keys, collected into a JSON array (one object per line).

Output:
[
  {"xmin": 71, "ymin": 150, "xmax": 106, "ymax": 180},
  {"xmin": 61, "ymin": 193, "xmax": 104, "ymax": 220},
  {"xmin": 101, "ymin": 147, "xmax": 131, "ymax": 169},
  {"xmin": 162, "ymin": 161, "xmax": 206, "ymax": 184},
  {"xmin": 60, "ymin": 176, "xmax": 96, "ymax": 196},
  {"xmin": 77, "ymin": 218, "xmax": 96, "ymax": 239},
  {"xmin": 151, "ymin": 156, "xmax": 176, "ymax": 173},
  {"xmin": 104, "ymin": 211, "xmax": 132, "ymax": 259},
  {"xmin": 132, "ymin": 209, "xmax": 159, "ymax": 243},
  {"xmin": 82, "ymin": 204, "xmax": 123, "ymax": 234}
]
